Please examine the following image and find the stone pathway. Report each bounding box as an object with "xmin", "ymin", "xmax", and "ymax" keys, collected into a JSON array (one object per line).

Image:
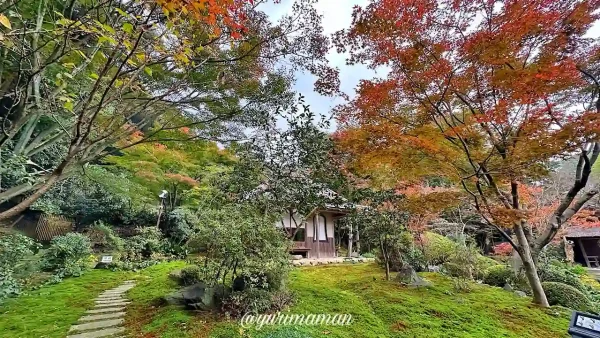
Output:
[{"xmin": 66, "ymin": 280, "xmax": 135, "ymax": 338}]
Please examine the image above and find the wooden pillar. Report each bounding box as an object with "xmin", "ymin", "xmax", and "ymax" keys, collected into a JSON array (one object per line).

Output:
[
  {"xmin": 316, "ymin": 211, "xmax": 321, "ymax": 259},
  {"xmin": 356, "ymin": 224, "xmax": 360, "ymax": 255},
  {"xmin": 348, "ymin": 223, "xmax": 353, "ymax": 257},
  {"xmin": 578, "ymin": 239, "xmax": 591, "ymax": 267}
]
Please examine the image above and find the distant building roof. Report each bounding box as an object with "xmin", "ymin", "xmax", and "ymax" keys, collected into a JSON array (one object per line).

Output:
[{"xmin": 566, "ymin": 227, "xmax": 600, "ymax": 238}]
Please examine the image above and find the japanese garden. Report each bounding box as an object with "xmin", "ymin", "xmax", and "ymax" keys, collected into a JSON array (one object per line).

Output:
[{"xmin": 1, "ymin": 0, "xmax": 600, "ymax": 337}]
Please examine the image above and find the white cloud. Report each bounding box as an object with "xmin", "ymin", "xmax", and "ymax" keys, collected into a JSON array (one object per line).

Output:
[{"xmin": 264, "ymin": 0, "xmax": 378, "ymax": 130}]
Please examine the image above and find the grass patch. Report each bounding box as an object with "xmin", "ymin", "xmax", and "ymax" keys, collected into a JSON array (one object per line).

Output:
[
  {"xmin": 0, "ymin": 261, "xmax": 184, "ymax": 338},
  {"xmin": 0, "ymin": 268, "xmax": 133, "ymax": 338},
  {"xmin": 125, "ymin": 261, "xmax": 200, "ymax": 338},
  {"xmin": 1, "ymin": 262, "xmax": 575, "ymax": 338},
  {"xmin": 123, "ymin": 263, "xmax": 573, "ymax": 338}
]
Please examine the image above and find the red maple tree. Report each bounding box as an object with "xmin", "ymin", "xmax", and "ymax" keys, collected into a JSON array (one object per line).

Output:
[{"xmin": 333, "ymin": 0, "xmax": 600, "ymax": 306}]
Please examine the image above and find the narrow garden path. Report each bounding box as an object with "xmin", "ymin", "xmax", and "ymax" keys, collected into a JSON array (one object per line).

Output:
[{"xmin": 66, "ymin": 280, "xmax": 135, "ymax": 338}]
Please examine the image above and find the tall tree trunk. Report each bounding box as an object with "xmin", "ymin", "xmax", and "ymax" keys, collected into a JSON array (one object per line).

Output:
[
  {"xmin": 514, "ymin": 221, "xmax": 549, "ymax": 307},
  {"xmin": 0, "ymin": 173, "xmax": 61, "ymax": 221},
  {"xmin": 0, "ymin": 159, "xmax": 69, "ymax": 221},
  {"xmin": 380, "ymin": 236, "xmax": 390, "ymax": 280}
]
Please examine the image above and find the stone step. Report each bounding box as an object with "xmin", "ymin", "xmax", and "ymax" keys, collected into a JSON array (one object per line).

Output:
[
  {"xmin": 95, "ymin": 299, "xmax": 126, "ymax": 304},
  {"xmin": 103, "ymin": 285, "xmax": 134, "ymax": 292},
  {"xmin": 86, "ymin": 307, "xmax": 126, "ymax": 314},
  {"xmin": 101, "ymin": 288, "xmax": 132, "ymax": 295},
  {"xmin": 97, "ymin": 293, "xmax": 126, "ymax": 298},
  {"xmin": 99, "ymin": 291, "xmax": 125, "ymax": 296},
  {"xmin": 94, "ymin": 302, "xmax": 130, "ymax": 308},
  {"xmin": 95, "ymin": 297, "xmax": 124, "ymax": 302},
  {"xmin": 66, "ymin": 326, "xmax": 125, "ymax": 338},
  {"xmin": 79, "ymin": 312, "xmax": 126, "ymax": 322},
  {"xmin": 69, "ymin": 319, "xmax": 124, "ymax": 333}
]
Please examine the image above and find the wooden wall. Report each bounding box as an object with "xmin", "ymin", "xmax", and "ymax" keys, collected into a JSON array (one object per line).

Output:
[{"xmin": 303, "ymin": 237, "xmax": 336, "ymax": 258}]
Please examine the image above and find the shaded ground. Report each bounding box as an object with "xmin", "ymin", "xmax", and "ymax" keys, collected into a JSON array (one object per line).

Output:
[{"xmin": 0, "ymin": 262, "xmax": 577, "ymax": 338}]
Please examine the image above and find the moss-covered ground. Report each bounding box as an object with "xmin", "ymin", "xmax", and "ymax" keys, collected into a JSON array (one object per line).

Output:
[{"xmin": 0, "ymin": 262, "xmax": 580, "ymax": 338}]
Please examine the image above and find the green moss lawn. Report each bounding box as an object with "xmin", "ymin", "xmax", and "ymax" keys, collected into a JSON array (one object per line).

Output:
[{"xmin": 0, "ymin": 262, "xmax": 577, "ymax": 338}]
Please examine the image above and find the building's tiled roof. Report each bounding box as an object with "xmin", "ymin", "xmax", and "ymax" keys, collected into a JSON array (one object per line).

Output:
[{"xmin": 566, "ymin": 227, "xmax": 600, "ymax": 238}]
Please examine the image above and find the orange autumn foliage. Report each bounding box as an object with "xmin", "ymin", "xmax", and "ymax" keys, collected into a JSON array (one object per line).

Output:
[
  {"xmin": 334, "ymin": 0, "xmax": 600, "ymax": 230},
  {"xmin": 164, "ymin": 173, "xmax": 199, "ymax": 187},
  {"xmin": 157, "ymin": 0, "xmax": 252, "ymax": 38}
]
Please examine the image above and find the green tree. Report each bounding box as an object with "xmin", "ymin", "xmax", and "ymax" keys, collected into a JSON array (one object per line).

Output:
[
  {"xmin": 232, "ymin": 95, "xmax": 345, "ymax": 239},
  {"xmin": 0, "ymin": 0, "xmax": 334, "ymax": 220}
]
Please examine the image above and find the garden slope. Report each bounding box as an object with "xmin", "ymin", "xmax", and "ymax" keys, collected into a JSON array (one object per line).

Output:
[{"xmin": 0, "ymin": 263, "xmax": 575, "ymax": 338}]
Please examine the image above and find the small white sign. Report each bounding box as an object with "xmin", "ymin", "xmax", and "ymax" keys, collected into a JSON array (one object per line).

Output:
[{"xmin": 100, "ymin": 256, "xmax": 113, "ymax": 263}]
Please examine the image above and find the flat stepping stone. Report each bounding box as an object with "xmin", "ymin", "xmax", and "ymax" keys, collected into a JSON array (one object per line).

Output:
[
  {"xmin": 86, "ymin": 307, "xmax": 125, "ymax": 314},
  {"xmin": 100, "ymin": 290, "xmax": 131, "ymax": 296},
  {"xmin": 94, "ymin": 301, "xmax": 130, "ymax": 308},
  {"xmin": 99, "ymin": 290, "xmax": 125, "ymax": 294},
  {"xmin": 95, "ymin": 299, "xmax": 126, "ymax": 304},
  {"xmin": 97, "ymin": 293, "xmax": 125, "ymax": 297},
  {"xmin": 69, "ymin": 319, "xmax": 123, "ymax": 333},
  {"xmin": 95, "ymin": 297, "xmax": 123, "ymax": 302},
  {"xmin": 66, "ymin": 326, "xmax": 125, "ymax": 338},
  {"xmin": 79, "ymin": 312, "xmax": 125, "ymax": 322}
]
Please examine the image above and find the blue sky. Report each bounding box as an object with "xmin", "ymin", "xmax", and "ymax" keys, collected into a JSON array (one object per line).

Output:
[
  {"xmin": 263, "ymin": 0, "xmax": 385, "ymax": 130},
  {"xmin": 263, "ymin": 0, "xmax": 600, "ymax": 131}
]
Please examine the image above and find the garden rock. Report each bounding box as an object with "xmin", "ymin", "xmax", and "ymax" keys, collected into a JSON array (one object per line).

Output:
[
  {"xmin": 514, "ymin": 291, "xmax": 527, "ymax": 297},
  {"xmin": 165, "ymin": 283, "xmax": 227, "ymax": 310},
  {"xmin": 503, "ymin": 283, "xmax": 513, "ymax": 291},
  {"xmin": 169, "ymin": 269, "xmax": 182, "ymax": 281},
  {"xmin": 396, "ymin": 266, "xmax": 431, "ymax": 287},
  {"xmin": 427, "ymin": 265, "xmax": 441, "ymax": 273},
  {"xmin": 291, "ymin": 255, "xmax": 303, "ymax": 260}
]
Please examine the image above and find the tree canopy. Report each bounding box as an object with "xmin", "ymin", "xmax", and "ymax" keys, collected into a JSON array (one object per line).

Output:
[{"xmin": 333, "ymin": 0, "xmax": 600, "ymax": 306}]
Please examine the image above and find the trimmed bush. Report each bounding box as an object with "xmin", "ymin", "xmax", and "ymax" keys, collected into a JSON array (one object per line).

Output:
[
  {"xmin": 483, "ymin": 265, "xmax": 513, "ymax": 287},
  {"xmin": 232, "ymin": 271, "xmax": 285, "ymax": 292},
  {"xmin": 475, "ymin": 255, "xmax": 500, "ymax": 280},
  {"xmin": 85, "ymin": 222, "xmax": 123, "ymax": 252},
  {"xmin": 264, "ymin": 270, "xmax": 285, "ymax": 291},
  {"xmin": 180, "ymin": 266, "xmax": 202, "ymax": 286},
  {"xmin": 122, "ymin": 227, "xmax": 163, "ymax": 261},
  {"xmin": 221, "ymin": 288, "xmax": 273, "ymax": 317},
  {"xmin": 542, "ymin": 282, "xmax": 594, "ymax": 312},
  {"xmin": 539, "ymin": 265, "xmax": 588, "ymax": 295},
  {"xmin": 42, "ymin": 233, "xmax": 93, "ymax": 277},
  {"xmin": 221, "ymin": 288, "xmax": 295, "ymax": 318},
  {"xmin": 421, "ymin": 232, "xmax": 457, "ymax": 265}
]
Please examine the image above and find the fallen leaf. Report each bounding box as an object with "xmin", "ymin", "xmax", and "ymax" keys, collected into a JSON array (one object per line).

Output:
[{"xmin": 0, "ymin": 14, "xmax": 11, "ymax": 29}]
